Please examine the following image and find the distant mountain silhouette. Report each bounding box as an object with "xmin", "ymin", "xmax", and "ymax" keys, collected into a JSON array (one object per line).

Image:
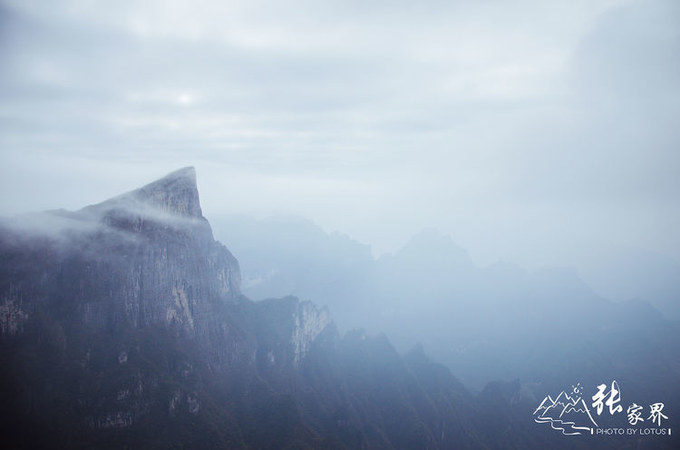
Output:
[{"xmin": 213, "ymin": 215, "xmax": 680, "ymax": 393}]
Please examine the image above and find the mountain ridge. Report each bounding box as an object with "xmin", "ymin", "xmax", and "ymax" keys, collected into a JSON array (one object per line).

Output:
[
  {"xmin": 1, "ymin": 168, "xmax": 677, "ymax": 449},
  {"xmin": 0, "ymin": 168, "xmax": 485, "ymax": 449}
]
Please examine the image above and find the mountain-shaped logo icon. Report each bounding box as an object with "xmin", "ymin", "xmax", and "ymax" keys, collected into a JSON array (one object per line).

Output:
[{"xmin": 533, "ymin": 384, "xmax": 598, "ymax": 435}]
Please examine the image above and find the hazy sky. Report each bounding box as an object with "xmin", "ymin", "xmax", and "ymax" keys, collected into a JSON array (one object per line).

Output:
[{"xmin": 1, "ymin": 0, "xmax": 679, "ymax": 280}]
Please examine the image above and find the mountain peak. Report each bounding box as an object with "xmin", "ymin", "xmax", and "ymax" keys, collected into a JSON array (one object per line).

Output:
[
  {"xmin": 83, "ymin": 167, "xmax": 203, "ymax": 219},
  {"xmin": 132, "ymin": 166, "xmax": 202, "ymax": 218},
  {"xmin": 158, "ymin": 166, "xmax": 197, "ymax": 183}
]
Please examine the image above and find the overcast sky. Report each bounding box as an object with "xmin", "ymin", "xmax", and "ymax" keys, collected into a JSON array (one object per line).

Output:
[{"xmin": 1, "ymin": 0, "xmax": 679, "ymax": 289}]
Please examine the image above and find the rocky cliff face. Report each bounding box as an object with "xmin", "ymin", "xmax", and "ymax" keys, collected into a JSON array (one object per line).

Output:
[{"xmin": 1, "ymin": 167, "xmax": 240, "ymax": 338}]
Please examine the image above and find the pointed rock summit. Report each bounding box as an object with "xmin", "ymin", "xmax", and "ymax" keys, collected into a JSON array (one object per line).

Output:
[
  {"xmin": 132, "ymin": 167, "xmax": 202, "ymax": 218},
  {"xmin": 0, "ymin": 167, "xmax": 241, "ymax": 336},
  {"xmin": 83, "ymin": 167, "xmax": 203, "ymax": 219}
]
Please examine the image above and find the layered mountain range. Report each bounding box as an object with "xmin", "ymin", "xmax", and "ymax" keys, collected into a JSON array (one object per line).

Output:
[
  {"xmin": 215, "ymin": 216, "xmax": 680, "ymax": 394},
  {"xmin": 0, "ymin": 168, "xmax": 676, "ymax": 449}
]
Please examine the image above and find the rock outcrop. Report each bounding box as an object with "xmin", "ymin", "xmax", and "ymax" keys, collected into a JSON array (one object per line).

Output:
[{"xmin": 1, "ymin": 167, "xmax": 240, "ymax": 338}]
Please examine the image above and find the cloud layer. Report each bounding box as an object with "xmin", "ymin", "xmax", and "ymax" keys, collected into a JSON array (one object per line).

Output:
[{"xmin": 1, "ymin": 0, "xmax": 678, "ymax": 283}]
